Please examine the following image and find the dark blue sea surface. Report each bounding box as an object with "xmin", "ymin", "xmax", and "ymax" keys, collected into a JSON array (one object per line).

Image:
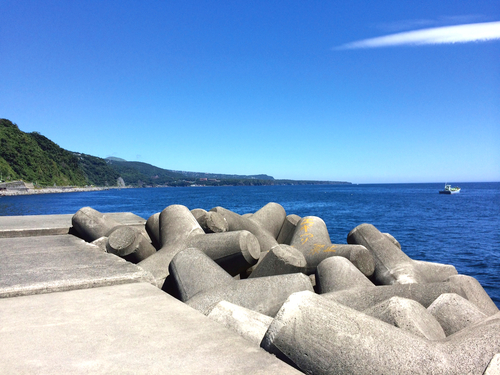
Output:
[{"xmin": 1, "ymin": 182, "xmax": 499, "ymax": 307}]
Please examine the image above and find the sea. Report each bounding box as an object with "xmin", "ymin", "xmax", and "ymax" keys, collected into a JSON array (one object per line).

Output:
[{"xmin": 1, "ymin": 182, "xmax": 499, "ymax": 307}]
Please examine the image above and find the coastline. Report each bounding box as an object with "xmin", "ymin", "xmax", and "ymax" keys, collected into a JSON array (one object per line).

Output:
[{"xmin": 0, "ymin": 186, "xmax": 120, "ymax": 197}]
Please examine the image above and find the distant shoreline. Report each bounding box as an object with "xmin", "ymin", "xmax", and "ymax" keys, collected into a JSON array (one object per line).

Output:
[
  {"xmin": 1, "ymin": 181, "xmax": 353, "ymax": 196},
  {"xmin": 0, "ymin": 186, "xmax": 121, "ymax": 196}
]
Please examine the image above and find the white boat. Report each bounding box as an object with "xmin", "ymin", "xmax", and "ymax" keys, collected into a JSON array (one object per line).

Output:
[{"xmin": 439, "ymin": 184, "xmax": 460, "ymax": 194}]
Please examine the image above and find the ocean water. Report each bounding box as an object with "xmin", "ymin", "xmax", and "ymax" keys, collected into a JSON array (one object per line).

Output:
[{"xmin": 1, "ymin": 182, "xmax": 499, "ymax": 307}]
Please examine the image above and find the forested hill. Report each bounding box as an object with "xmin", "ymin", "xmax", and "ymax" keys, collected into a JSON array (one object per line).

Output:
[
  {"xmin": 105, "ymin": 158, "xmax": 349, "ymax": 187},
  {"xmin": 0, "ymin": 119, "xmax": 351, "ymax": 187},
  {"xmin": 105, "ymin": 159, "xmax": 278, "ymax": 187},
  {"xmin": 0, "ymin": 119, "xmax": 119, "ymax": 187}
]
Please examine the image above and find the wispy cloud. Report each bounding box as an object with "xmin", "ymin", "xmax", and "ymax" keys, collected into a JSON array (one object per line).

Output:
[
  {"xmin": 337, "ymin": 21, "xmax": 500, "ymax": 50},
  {"xmin": 375, "ymin": 15, "xmax": 487, "ymax": 33}
]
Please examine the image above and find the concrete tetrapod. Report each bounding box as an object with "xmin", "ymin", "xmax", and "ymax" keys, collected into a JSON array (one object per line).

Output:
[
  {"xmin": 322, "ymin": 274, "xmax": 499, "ymax": 316},
  {"xmin": 73, "ymin": 207, "xmax": 155, "ymax": 262},
  {"xmin": 446, "ymin": 274, "xmax": 499, "ymax": 316},
  {"xmin": 248, "ymin": 244, "xmax": 307, "ymax": 279},
  {"xmin": 276, "ymin": 214, "xmax": 301, "ymax": 245},
  {"xmin": 347, "ymin": 223, "xmax": 458, "ymax": 285},
  {"xmin": 169, "ymin": 247, "xmax": 314, "ymax": 316},
  {"xmin": 249, "ymin": 202, "xmax": 287, "ymax": 240},
  {"xmin": 261, "ymin": 290, "xmax": 500, "ymax": 375},
  {"xmin": 427, "ymin": 293, "xmax": 488, "ymax": 336},
  {"xmin": 190, "ymin": 208, "xmax": 207, "ymax": 221},
  {"xmin": 290, "ymin": 216, "xmax": 375, "ymax": 276},
  {"xmin": 413, "ymin": 259, "xmax": 459, "ymax": 283},
  {"xmin": 363, "ymin": 296, "xmax": 446, "ymax": 340},
  {"xmin": 139, "ymin": 206, "xmax": 261, "ymax": 286},
  {"xmin": 210, "ymin": 206, "xmax": 279, "ymax": 253},
  {"xmin": 184, "ymin": 230, "xmax": 261, "ymax": 276},
  {"xmin": 384, "ymin": 232, "xmax": 401, "ymax": 248},
  {"xmin": 322, "ymin": 280, "xmax": 467, "ymax": 311},
  {"xmin": 90, "ymin": 236, "xmax": 108, "ymax": 252},
  {"xmin": 207, "ymin": 300, "xmax": 274, "ymax": 346},
  {"xmin": 383, "ymin": 232, "xmax": 459, "ymax": 282},
  {"xmin": 145, "ymin": 212, "xmax": 161, "ymax": 249},
  {"xmin": 138, "ymin": 205, "xmax": 205, "ymax": 286},
  {"xmin": 106, "ymin": 226, "xmax": 156, "ymax": 263},
  {"xmin": 315, "ymin": 256, "xmax": 375, "ymax": 293},
  {"xmin": 169, "ymin": 247, "xmax": 234, "ymax": 301},
  {"xmin": 191, "ymin": 208, "xmax": 229, "ymax": 233},
  {"xmin": 72, "ymin": 206, "xmax": 123, "ymax": 242}
]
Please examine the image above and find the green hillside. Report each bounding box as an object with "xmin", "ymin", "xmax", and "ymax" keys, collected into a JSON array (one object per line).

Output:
[
  {"xmin": 106, "ymin": 159, "xmax": 279, "ymax": 187},
  {"xmin": 106, "ymin": 159, "xmax": 185, "ymax": 186},
  {"xmin": 0, "ymin": 118, "xmax": 278, "ymax": 187},
  {"xmin": 0, "ymin": 119, "xmax": 119, "ymax": 186},
  {"xmin": 107, "ymin": 158, "xmax": 349, "ymax": 187},
  {"xmin": 1, "ymin": 118, "xmax": 350, "ymax": 187}
]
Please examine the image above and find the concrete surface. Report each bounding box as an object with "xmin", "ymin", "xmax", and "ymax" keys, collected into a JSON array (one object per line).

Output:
[
  {"xmin": 484, "ymin": 354, "xmax": 500, "ymax": 375},
  {"xmin": 0, "ymin": 212, "xmax": 300, "ymax": 374},
  {"xmin": 0, "ymin": 234, "xmax": 155, "ymax": 298},
  {"xmin": 0, "ymin": 212, "xmax": 146, "ymax": 238},
  {"xmin": 2, "ymin": 210, "xmax": 496, "ymax": 374},
  {"xmin": 0, "ymin": 282, "xmax": 300, "ymax": 374}
]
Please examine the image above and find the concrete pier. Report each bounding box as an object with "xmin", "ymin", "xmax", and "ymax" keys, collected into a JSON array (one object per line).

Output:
[
  {"xmin": 2, "ymin": 206, "xmax": 498, "ymax": 374},
  {"xmin": 0, "ymin": 283, "xmax": 301, "ymax": 374},
  {"xmin": 0, "ymin": 211, "xmax": 145, "ymax": 238},
  {"xmin": 0, "ymin": 233, "xmax": 156, "ymax": 297},
  {"xmin": 0, "ymin": 213, "xmax": 301, "ymax": 374}
]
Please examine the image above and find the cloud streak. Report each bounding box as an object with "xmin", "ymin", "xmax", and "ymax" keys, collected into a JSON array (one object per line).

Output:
[{"xmin": 337, "ymin": 21, "xmax": 500, "ymax": 49}]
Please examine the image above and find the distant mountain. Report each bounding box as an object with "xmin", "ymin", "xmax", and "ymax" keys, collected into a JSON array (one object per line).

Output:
[
  {"xmin": 105, "ymin": 156, "xmax": 127, "ymax": 162},
  {"xmin": 105, "ymin": 159, "xmax": 186, "ymax": 186},
  {"xmin": 106, "ymin": 158, "xmax": 277, "ymax": 187},
  {"xmin": 105, "ymin": 158, "xmax": 349, "ymax": 187},
  {"xmin": 0, "ymin": 118, "xmax": 350, "ymax": 187}
]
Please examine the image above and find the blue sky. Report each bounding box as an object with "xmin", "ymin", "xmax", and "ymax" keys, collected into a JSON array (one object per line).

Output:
[{"xmin": 1, "ymin": 1, "xmax": 499, "ymax": 183}]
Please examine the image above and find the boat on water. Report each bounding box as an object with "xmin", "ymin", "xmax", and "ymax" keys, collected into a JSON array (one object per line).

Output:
[{"xmin": 439, "ymin": 184, "xmax": 461, "ymax": 194}]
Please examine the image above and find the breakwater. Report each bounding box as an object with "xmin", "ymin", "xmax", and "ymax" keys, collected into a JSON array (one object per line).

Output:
[
  {"xmin": 1, "ymin": 183, "xmax": 499, "ymax": 307},
  {"xmin": 0, "ymin": 185, "xmax": 118, "ymax": 196},
  {"xmin": 67, "ymin": 203, "xmax": 500, "ymax": 374}
]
